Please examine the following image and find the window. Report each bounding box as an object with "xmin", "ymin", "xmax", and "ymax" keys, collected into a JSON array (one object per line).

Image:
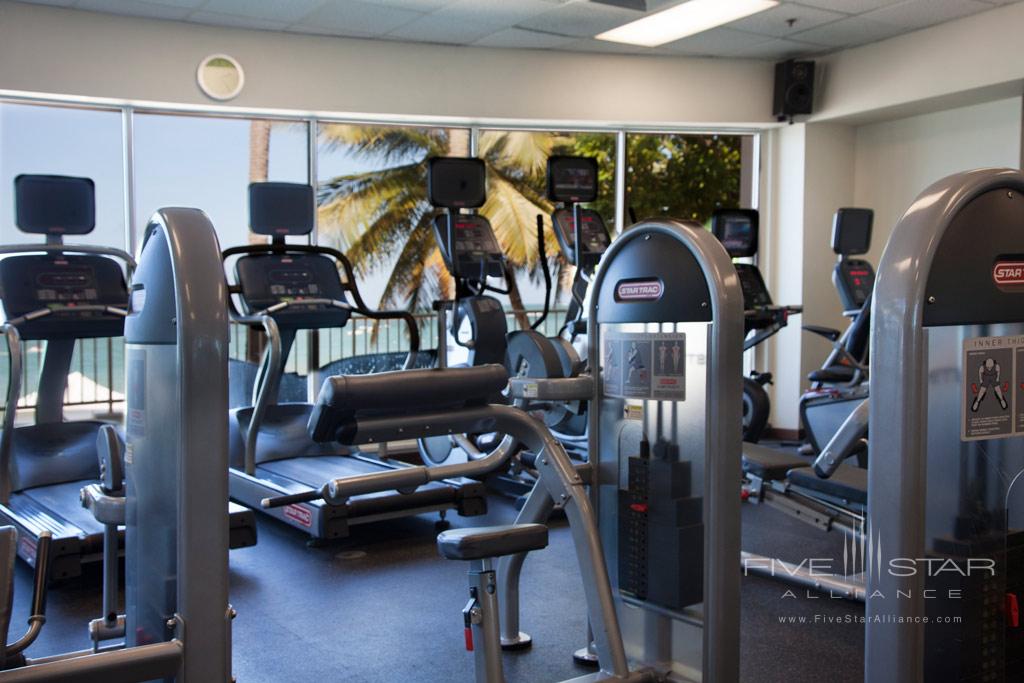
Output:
[
  {"xmin": 0, "ymin": 102, "xmax": 126, "ymax": 248},
  {"xmin": 625, "ymin": 133, "xmax": 746, "ymax": 226},
  {"xmin": 133, "ymin": 114, "xmax": 308, "ymax": 249},
  {"xmin": 0, "ymin": 103, "xmax": 128, "ymax": 414},
  {"xmin": 477, "ymin": 129, "xmax": 616, "ymax": 328},
  {"xmin": 134, "ymin": 114, "xmax": 310, "ymax": 381}
]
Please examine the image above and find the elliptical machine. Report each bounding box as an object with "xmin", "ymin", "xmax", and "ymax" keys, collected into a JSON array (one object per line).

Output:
[
  {"xmin": 710, "ymin": 208, "xmax": 801, "ymax": 442},
  {"xmin": 799, "ymin": 207, "xmax": 874, "ymax": 454}
]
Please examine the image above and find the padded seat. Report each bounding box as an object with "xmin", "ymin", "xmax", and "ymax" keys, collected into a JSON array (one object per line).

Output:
[
  {"xmin": 437, "ymin": 524, "xmax": 548, "ymax": 561},
  {"xmin": 807, "ymin": 366, "xmax": 857, "ymax": 384},
  {"xmin": 788, "ymin": 465, "xmax": 867, "ymax": 506},
  {"xmin": 742, "ymin": 442, "xmax": 808, "ymax": 481}
]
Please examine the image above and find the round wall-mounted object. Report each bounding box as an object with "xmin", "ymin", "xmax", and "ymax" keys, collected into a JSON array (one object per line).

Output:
[{"xmin": 196, "ymin": 54, "xmax": 245, "ymax": 101}]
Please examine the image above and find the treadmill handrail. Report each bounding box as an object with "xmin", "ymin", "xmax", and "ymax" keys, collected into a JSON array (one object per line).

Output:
[
  {"xmin": 0, "ymin": 243, "xmax": 137, "ymax": 273},
  {"xmin": 222, "ymin": 242, "xmax": 420, "ymax": 369},
  {"xmin": 0, "ymin": 324, "xmax": 23, "ymax": 504},
  {"xmin": 3, "ymin": 305, "xmax": 128, "ymax": 328},
  {"xmin": 229, "ymin": 312, "xmax": 283, "ymax": 476}
]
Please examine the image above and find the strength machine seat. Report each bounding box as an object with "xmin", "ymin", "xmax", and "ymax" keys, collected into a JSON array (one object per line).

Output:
[
  {"xmin": 788, "ymin": 465, "xmax": 868, "ymax": 507},
  {"xmin": 807, "ymin": 366, "xmax": 857, "ymax": 384},
  {"xmin": 309, "ymin": 365, "xmax": 509, "ymax": 442},
  {"xmin": 741, "ymin": 442, "xmax": 808, "ymax": 480},
  {"xmin": 437, "ymin": 523, "xmax": 548, "ymax": 561}
]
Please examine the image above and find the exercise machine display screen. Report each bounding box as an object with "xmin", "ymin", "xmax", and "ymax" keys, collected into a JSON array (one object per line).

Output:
[
  {"xmin": 234, "ymin": 253, "xmax": 351, "ymax": 327},
  {"xmin": 433, "ymin": 214, "xmax": 504, "ymax": 280},
  {"xmin": 428, "ymin": 157, "xmax": 486, "ymax": 209},
  {"xmin": 14, "ymin": 174, "xmax": 96, "ymax": 235},
  {"xmin": 552, "ymin": 209, "xmax": 609, "ymax": 265},
  {"xmin": 249, "ymin": 182, "xmax": 315, "ymax": 236},
  {"xmin": 831, "ymin": 208, "xmax": 873, "ymax": 256},
  {"xmin": 547, "ymin": 156, "xmax": 598, "ymax": 203},
  {"xmin": 710, "ymin": 209, "xmax": 758, "ymax": 258}
]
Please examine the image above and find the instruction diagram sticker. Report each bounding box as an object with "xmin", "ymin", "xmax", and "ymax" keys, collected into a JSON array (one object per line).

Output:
[
  {"xmin": 603, "ymin": 332, "xmax": 686, "ymax": 401},
  {"xmin": 602, "ymin": 338, "xmax": 622, "ymax": 397},
  {"xmin": 962, "ymin": 335, "xmax": 1024, "ymax": 441},
  {"xmin": 1018, "ymin": 346, "xmax": 1024, "ymax": 434}
]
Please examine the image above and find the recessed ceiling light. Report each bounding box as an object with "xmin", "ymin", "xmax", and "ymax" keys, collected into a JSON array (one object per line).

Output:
[{"xmin": 596, "ymin": 0, "xmax": 779, "ymax": 47}]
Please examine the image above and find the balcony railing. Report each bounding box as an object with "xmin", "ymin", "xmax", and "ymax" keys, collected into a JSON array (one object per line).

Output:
[{"xmin": 2, "ymin": 308, "xmax": 568, "ymax": 412}]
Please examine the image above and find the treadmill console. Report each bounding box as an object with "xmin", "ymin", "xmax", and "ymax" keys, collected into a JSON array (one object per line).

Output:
[
  {"xmin": 432, "ymin": 214, "xmax": 505, "ymax": 281},
  {"xmin": 831, "ymin": 208, "xmax": 875, "ymax": 311},
  {"xmin": 0, "ymin": 254, "xmax": 128, "ymax": 339},
  {"xmin": 235, "ymin": 253, "xmax": 351, "ymax": 329},
  {"xmin": 551, "ymin": 209, "xmax": 610, "ymax": 269}
]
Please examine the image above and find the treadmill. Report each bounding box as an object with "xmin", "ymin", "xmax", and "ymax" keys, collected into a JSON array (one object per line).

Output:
[
  {"xmin": 0, "ymin": 175, "xmax": 257, "ymax": 580},
  {"xmin": 224, "ymin": 181, "xmax": 487, "ymax": 540}
]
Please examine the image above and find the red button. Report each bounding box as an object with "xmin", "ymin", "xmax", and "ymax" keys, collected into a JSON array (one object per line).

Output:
[{"xmin": 629, "ymin": 503, "xmax": 648, "ymax": 513}]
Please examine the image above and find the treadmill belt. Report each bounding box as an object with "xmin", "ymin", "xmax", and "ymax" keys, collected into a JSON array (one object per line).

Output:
[
  {"xmin": 20, "ymin": 480, "xmax": 104, "ymax": 539},
  {"xmin": 788, "ymin": 465, "xmax": 868, "ymax": 506}
]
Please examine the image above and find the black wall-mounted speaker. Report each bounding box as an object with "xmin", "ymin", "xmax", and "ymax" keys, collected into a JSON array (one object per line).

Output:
[{"xmin": 773, "ymin": 60, "xmax": 815, "ymax": 121}]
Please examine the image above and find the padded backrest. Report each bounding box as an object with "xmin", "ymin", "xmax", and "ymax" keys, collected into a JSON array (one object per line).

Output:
[
  {"xmin": 14, "ymin": 175, "xmax": 95, "ymax": 236},
  {"xmin": 843, "ymin": 291, "xmax": 871, "ymax": 364}
]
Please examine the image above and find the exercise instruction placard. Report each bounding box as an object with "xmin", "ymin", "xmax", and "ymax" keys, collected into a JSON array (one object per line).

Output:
[
  {"xmin": 962, "ymin": 334, "xmax": 1024, "ymax": 441},
  {"xmin": 602, "ymin": 332, "xmax": 685, "ymax": 401}
]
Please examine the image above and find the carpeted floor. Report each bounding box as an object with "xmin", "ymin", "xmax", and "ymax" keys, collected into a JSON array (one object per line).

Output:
[{"xmin": 10, "ymin": 487, "xmax": 865, "ymax": 682}]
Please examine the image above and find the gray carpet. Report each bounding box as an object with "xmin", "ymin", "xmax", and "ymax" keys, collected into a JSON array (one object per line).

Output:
[{"xmin": 8, "ymin": 493, "xmax": 865, "ymax": 682}]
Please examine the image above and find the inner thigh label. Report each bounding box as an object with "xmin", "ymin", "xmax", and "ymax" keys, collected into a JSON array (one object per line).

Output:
[
  {"xmin": 962, "ymin": 335, "xmax": 1024, "ymax": 440},
  {"xmin": 603, "ymin": 332, "xmax": 685, "ymax": 401}
]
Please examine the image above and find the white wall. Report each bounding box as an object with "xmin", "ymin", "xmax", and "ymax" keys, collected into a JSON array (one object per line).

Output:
[
  {"xmin": 759, "ymin": 122, "xmax": 856, "ymax": 431},
  {"xmin": 854, "ymin": 96, "xmax": 1023, "ymax": 265},
  {"xmin": 813, "ymin": 1, "xmax": 1024, "ymax": 125},
  {"xmin": 0, "ymin": 1, "xmax": 774, "ymax": 127}
]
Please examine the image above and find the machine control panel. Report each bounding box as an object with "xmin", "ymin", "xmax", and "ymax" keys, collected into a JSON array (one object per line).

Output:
[
  {"xmin": 551, "ymin": 209, "xmax": 610, "ymax": 268},
  {"xmin": 234, "ymin": 252, "xmax": 351, "ymax": 328},
  {"xmin": 734, "ymin": 263, "xmax": 773, "ymax": 310},
  {"xmin": 433, "ymin": 214, "xmax": 504, "ymax": 281},
  {"xmin": 0, "ymin": 254, "xmax": 127, "ymax": 339},
  {"xmin": 835, "ymin": 259, "xmax": 875, "ymax": 311}
]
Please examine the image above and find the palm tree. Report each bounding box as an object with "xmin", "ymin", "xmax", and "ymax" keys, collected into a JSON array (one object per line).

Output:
[{"xmin": 316, "ymin": 126, "xmax": 566, "ymax": 330}]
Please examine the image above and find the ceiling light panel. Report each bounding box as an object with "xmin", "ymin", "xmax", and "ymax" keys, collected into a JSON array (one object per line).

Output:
[{"xmin": 596, "ymin": 0, "xmax": 779, "ymax": 47}]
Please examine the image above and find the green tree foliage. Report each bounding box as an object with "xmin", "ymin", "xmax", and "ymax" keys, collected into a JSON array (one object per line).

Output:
[{"xmin": 569, "ymin": 133, "xmax": 743, "ymax": 226}]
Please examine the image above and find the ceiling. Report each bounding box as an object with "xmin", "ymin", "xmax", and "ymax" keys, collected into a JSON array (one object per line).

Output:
[{"xmin": 18, "ymin": 0, "xmax": 1022, "ymax": 59}]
